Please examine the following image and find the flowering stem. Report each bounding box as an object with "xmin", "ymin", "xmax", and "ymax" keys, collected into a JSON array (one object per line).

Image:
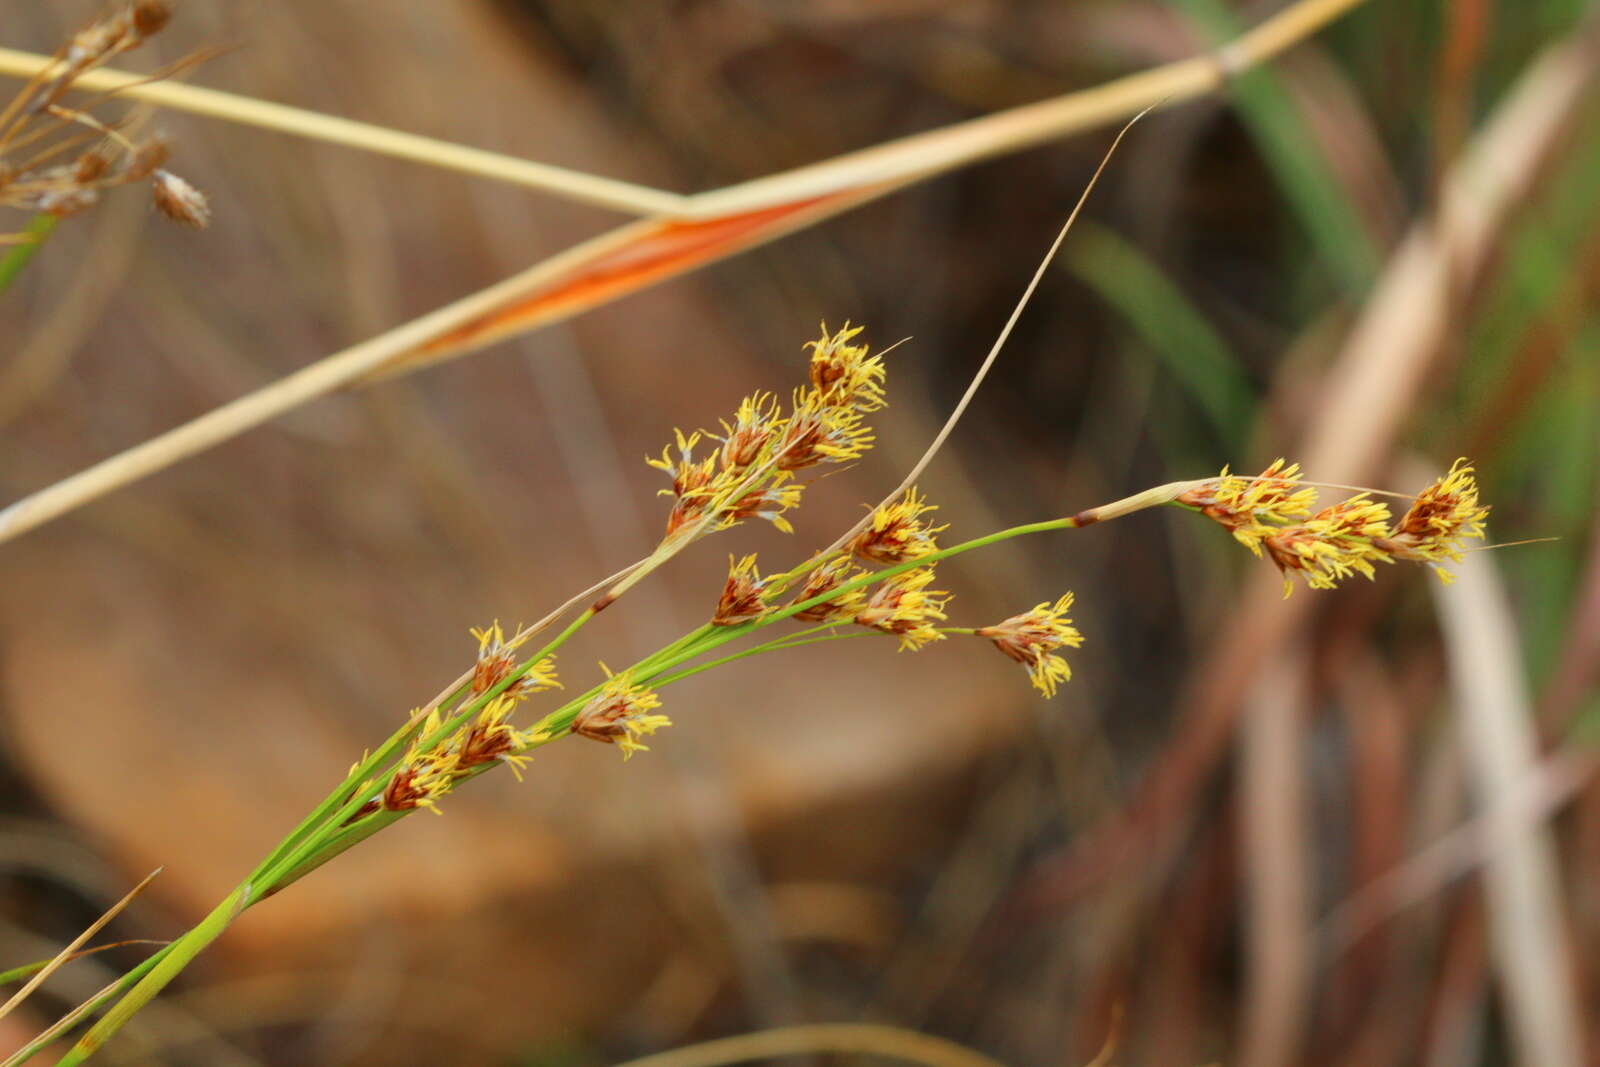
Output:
[{"xmin": 248, "ymin": 608, "xmax": 599, "ymax": 902}]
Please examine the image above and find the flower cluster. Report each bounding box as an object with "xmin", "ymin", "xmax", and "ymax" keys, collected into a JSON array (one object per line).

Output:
[
  {"xmin": 1, "ymin": 3, "xmax": 213, "ymax": 229},
  {"xmin": 469, "ymin": 621, "xmax": 560, "ymax": 698},
  {"xmin": 850, "ymin": 487, "xmax": 947, "ymax": 564},
  {"xmin": 569, "ymin": 672, "xmax": 671, "ymax": 760},
  {"xmin": 1373, "ymin": 458, "xmax": 1491, "ymax": 578},
  {"xmin": 348, "ymin": 624, "xmax": 564, "ymax": 819},
  {"xmin": 712, "ymin": 554, "xmax": 771, "ymax": 626},
  {"xmin": 648, "ymin": 323, "xmax": 884, "ymax": 541},
  {"xmin": 790, "ymin": 555, "xmax": 870, "ymax": 623},
  {"xmin": 1180, "ymin": 458, "xmax": 1490, "ymax": 595},
  {"xmin": 976, "ymin": 593, "xmax": 1083, "ymax": 697},
  {"xmin": 852, "ymin": 566, "xmax": 950, "ymax": 650}
]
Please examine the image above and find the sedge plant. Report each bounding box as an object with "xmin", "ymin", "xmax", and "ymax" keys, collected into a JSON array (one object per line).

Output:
[{"xmin": 5, "ymin": 314, "xmax": 1491, "ymax": 1065}]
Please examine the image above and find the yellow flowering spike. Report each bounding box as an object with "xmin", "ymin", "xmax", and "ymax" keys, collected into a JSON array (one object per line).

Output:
[
  {"xmin": 1260, "ymin": 494, "xmax": 1394, "ymax": 596},
  {"xmin": 713, "ymin": 554, "xmax": 771, "ymax": 626},
  {"xmin": 775, "ymin": 391, "xmax": 875, "ymax": 471},
  {"xmin": 1376, "ymin": 458, "xmax": 1490, "ymax": 582},
  {"xmin": 716, "ymin": 392, "xmax": 783, "ymax": 471},
  {"xmin": 469, "ymin": 622, "xmax": 561, "ymax": 697},
  {"xmin": 975, "ymin": 593, "xmax": 1085, "ymax": 698},
  {"xmin": 451, "ymin": 694, "xmax": 531, "ymax": 777},
  {"xmin": 791, "ymin": 555, "xmax": 870, "ymax": 622},
  {"xmin": 1178, "ymin": 459, "xmax": 1320, "ymax": 550},
  {"xmin": 381, "ymin": 749, "xmax": 459, "ymax": 815},
  {"xmin": 571, "ymin": 673, "xmax": 670, "ymax": 760},
  {"xmin": 851, "ymin": 487, "xmax": 948, "ymax": 564},
  {"xmin": 805, "ymin": 321, "xmax": 886, "ymax": 412},
  {"xmin": 854, "ymin": 566, "xmax": 950, "ymax": 651}
]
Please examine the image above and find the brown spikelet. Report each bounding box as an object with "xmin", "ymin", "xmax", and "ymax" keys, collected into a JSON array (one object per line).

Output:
[
  {"xmin": 131, "ymin": 0, "xmax": 174, "ymax": 41},
  {"xmin": 150, "ymin": 169, "xmax": 210, "ymax": 227}
]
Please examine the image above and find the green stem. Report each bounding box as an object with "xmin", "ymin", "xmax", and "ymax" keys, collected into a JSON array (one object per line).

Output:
[
  {"xmin": 55, "ymin": 889, "xmax": 245, "ymax": 1067},
  {"xmin": 644, "ymin": 627, "xmax": 865, "ymax": 688},
  {"xmin": 0, "ymin": 214, "xmax": 58, "ymax": 293},
  {"xmin": 0, "ymin": 945, "xmax": 173, "ymax": 1067}
]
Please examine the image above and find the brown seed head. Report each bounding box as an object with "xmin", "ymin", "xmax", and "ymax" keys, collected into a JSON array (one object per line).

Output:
[
  {"xmin": 124, "ymin": 137, "xmax": 170, "ymax": 181},
  {"xmin": 74, "ymin": 150, "xmax": 111, "ymax": 184},
  {"xmin": 151, "ymin": 169, "xmax": 210, "ymax": 227},
  {"xmin": 131, "ymin": 0, "xmax": 174, "ymax": 41}
]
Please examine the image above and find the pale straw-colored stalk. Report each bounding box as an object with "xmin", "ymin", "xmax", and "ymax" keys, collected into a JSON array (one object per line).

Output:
[{"xmin": 0, "ymin": 0, "xmax": 1368, "ymax": 547}]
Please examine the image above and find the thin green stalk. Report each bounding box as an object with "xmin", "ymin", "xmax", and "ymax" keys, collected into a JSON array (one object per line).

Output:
[
  {"xmin": 0, "ymin": 213, "xmax": 57, "ymax": 293},
  {"xmin": 528, "ymin": 517, "xmax": 1081, "ymax": 741},
  {"xmin": 55, "ymin": 889, "xmax": 245, "ymax": 1067},
  {"xmin": 644, "ymin": 628, "xmax": 867, "ymax": 688}
]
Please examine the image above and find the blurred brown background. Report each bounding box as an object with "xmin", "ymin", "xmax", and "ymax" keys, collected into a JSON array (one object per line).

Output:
[{"xmin": 3, "ymin": 1, "xmax": 1598, "ymax": 1064}]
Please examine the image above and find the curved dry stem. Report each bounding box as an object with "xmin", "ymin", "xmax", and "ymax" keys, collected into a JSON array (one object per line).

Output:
[
  {"xmin": 0, "ymin": 45, "xmax": 687, "ymax": 218},
  {"xmin": 0, "ymin": 0, "xmax": 1368, "ymax": 547},
  {"xmin": 610, "ymin": 1023, "xmax": 1006, "ymax": 1067}
]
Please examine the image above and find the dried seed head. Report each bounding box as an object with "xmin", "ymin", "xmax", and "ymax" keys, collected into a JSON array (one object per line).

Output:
[
  {"xmin": 64, "ymin": 15, "xmax": 130, "ymax": 73},
  {"xmin": 150, "ymin": 169, "xmax": 209, "ymax": 227},
  {"xmin": 977, "ymin": 593, "xmax": 1084, "ymax": 697},
  {"xmin": 74, "ymin": 149, "xmax": 111, "ymax": 183},
  {"xmin": 124, "ymin": 137, "xmax": 170, "ymax": 181},
  {"xmin": 851, "ymin": 487, "xmax": 947, "ymax": 564},
  {"xmin": 130, "ymin": 0, "xmax": 174, "ymax": 41},
  {"xmin": 37, "ymin": 185, "xmax": 99, "ymax": 217}
]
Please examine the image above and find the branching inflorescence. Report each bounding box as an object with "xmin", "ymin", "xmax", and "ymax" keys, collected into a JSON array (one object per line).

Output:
[
  {"xmin": 27, "ymin": 322, "xmax": 1494, "ymax": 1066},
  {"xmin": 341, "ymin": 324, "xmax": 1495, "ymax": 830},
  {"xmin": 0, "ymin": 2, "xmax": 212, "ymax": 235}
]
